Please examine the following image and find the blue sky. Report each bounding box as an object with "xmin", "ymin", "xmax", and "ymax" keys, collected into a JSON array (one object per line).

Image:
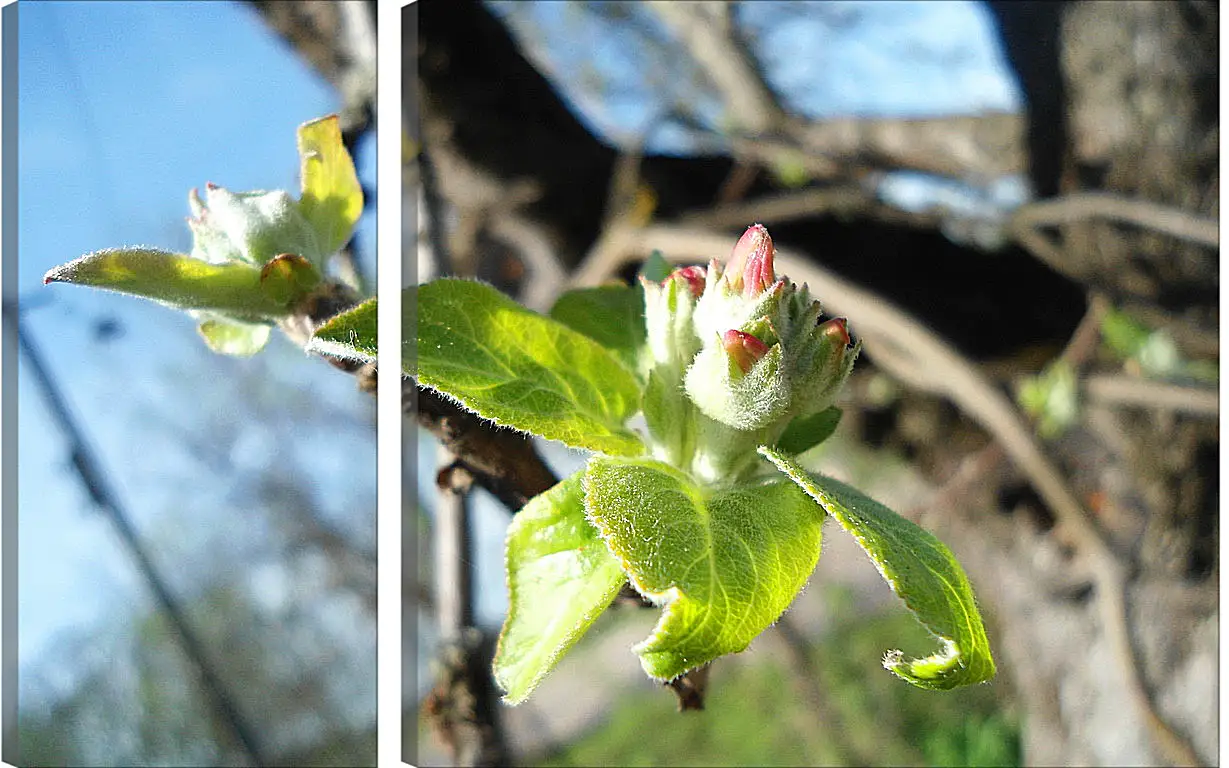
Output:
[{"xmin": 14, "ymin": 0, "xmax": 376, "ymax": 711}]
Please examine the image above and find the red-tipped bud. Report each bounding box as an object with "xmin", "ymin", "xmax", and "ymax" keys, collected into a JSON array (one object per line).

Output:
[
  {"xmin": 818, "ymin": 317, "xmax": 851, "ymax": 347},
  {"xmin": 667, "ymin": 265, "xmax": 706, "ymax": 298},
  {"xmin": 722, "ymin": 329, "xmax": 770, "ymax": 374},
  {"xmin": 726, "ymin": 224, "xmax": 775, "ymax": 297}
]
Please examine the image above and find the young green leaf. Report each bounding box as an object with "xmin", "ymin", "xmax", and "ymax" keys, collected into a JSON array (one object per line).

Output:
[
  {"xmin": 584, "ymin": 457, "xmax": 823, "ymax": 681},
  {"xmin": 297, "ymin": 114, "xmax": 364, "ymax": 255},
  {"xmin": 197, "ymin": 319, "xmax": 272, "ymax": 357},
  {"xmin": 402, "ymin": 286, "xmax": 416, "ymax": 376},
  {"xmin": 759, "ymin": 446, "xmax": 996, "ymax": 690},
  {"xmin": 775, "ymin": 406, "xmax": 842, "ymax": 455},
  {"xmin": 548, "ymin": 284, "xmax": 646, "ymax": 374},
  {"xmin": 639, "ymin": 250, "xmax": 673, "ymax": 283},
  {"xmin": 494, "ymin": 473, "xmax": 628, "ymax": 704},
  {"xmin": 307, "ymin": 296, "xmax": 377, "ymax": 365},
  {"xmin": 416, "ymin": 279, "xmax": 645, "ymax": 456},
  {"xmin": 44, "ymin": 248, "xmax": 292, "ymax": 321}
]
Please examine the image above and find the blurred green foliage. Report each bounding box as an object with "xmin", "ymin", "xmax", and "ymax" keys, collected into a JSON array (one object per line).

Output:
[{"xmin": 535, "ymin": 585, "xmax": 1019, "ymax": 767}]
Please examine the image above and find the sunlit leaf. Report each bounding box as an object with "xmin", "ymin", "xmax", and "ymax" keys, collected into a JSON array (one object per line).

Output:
[
  {"xmin": 44, "ymin": 248, "xmax": 291, "ymax": 321},
  {"xmin": 548, "ymin": 284, "xmax": 646, "ymax": 373},
  {"xmin": 416, "ymin": 279, "xmax": 645, "ymax": 456},
  {"xmin": 585, "ymin": 456, "xmax": 823, "ymax": 680},
  {"xmin": 197, "ymin": 319, "xmax": 272, "ymax": 357},
  {"xmin": 297, "ymin": 114, "xmax": 363, "ymax": 255},
  {"xmin": 760, "ymin": 446, "xmax": 996, "ymax": 690},
  {"xmin": 307, "ymin": 297, "xmax": 377, "ymax": 364},
  {"xmin": 494, "ymin": 473, "xmax": 627, "ymax": 704}
]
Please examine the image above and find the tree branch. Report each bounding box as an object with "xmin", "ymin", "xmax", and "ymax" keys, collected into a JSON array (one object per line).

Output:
[
  {"xmin": 410, "ymin": 383, "xmax": 559, "ymax": 513},
  {"xmin": 646, "ymin": 1, "xmax": 789, "ymax": 135},
  {"xmin": 1011, "ymin": 192, "xmax": 1219, "ymax": 249},
  {"xmin": 1084, "ymin": 374, "xmax": 1218, "ymax": 417}
]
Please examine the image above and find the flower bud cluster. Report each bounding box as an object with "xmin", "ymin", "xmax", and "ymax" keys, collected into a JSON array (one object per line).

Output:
[
  {"xmin": 641, "ymin": 224, "xmax": 860, "ymax": 482},
  {"xmin": 188, "ymin": 183, "xmax": 326, "ymax": 269}
]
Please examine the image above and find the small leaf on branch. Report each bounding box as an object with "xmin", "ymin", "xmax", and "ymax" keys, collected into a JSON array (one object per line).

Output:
[
  {"xmin": 494, "ymin": 473, "xmax": 627, "ymax": 704},
  {"xmin": 584, "ymin": 456, "xmax": 823, "ymax": 681},
  {"xmin": 197, "ymin": 319, "xmax": 272, "ymax": 357},
  {"xmin": 759, "ymin": 446, "xmax": 996, "ymax": 690},
  {"xmin": 415, "ymin": 279, "xmax": 645, "ymax": 456},
  {"xmin": 307, "ymin": 296, "xmax": 377, "ymax": 364},
  {"xmin": 44, "ymin": 247, "xmax": 292, "ymax": 321},
  {"xmin": 297, "ymin": 114, "xmax": 364, "ymax": 255},
  {"xmin": 775, "ymin": 406, "xmax": 842, "ymax": 455}
]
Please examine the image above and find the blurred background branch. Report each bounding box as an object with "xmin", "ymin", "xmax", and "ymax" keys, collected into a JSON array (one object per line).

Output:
[{"xmin": 410, "ymin": 1, "xmax": 1217, "ymax": 765}]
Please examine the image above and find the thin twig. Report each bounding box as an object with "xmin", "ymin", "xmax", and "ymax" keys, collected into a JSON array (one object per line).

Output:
[
  {"xmin": 569, "ymin": 224, "xmax": 1202, "ymax": 767},
  {"xmin": 646, "ymin": 1, "xmax": 788, "ymax": 135},
  {"xmin": 1084, "ymin": 374, "xmax": 1218, "ymax": 417},
  {"xmin": 665, "ymin": 665, "xmax": 710, "ymax": 712},
  {"xmin": 679, "ymin": 183, "xmax": 945, "ymax": 232},
  {"xmin": 1012, "ymin": 192, "xmax": 1219, "ymax": 248},
  {"xmin": 6, "ymin": 303, "xmax": 269, "ymax": 767}
]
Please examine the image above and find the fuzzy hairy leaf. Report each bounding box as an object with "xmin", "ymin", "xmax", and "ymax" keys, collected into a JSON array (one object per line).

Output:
[
  {"xmin": 416, "ymin": 279, "xmax": 645, "ymax": 456},
  {"xmin": 44, "ymin": 248, "xmax": 291, "ymax": 321},
  {"xmin": 584, "ymin": 456, "xmax": 823, "ymax": 680},
  {"xmin": 760, "ymin": 446, "xmax": 995, "ymax": 690},
  {"xmin": 494, "ymin": 473, "xmax": 627, "ymax": 704},
  {"xmin": 307, "ymin": 297, "xmax": 377, "ymax": 364}
]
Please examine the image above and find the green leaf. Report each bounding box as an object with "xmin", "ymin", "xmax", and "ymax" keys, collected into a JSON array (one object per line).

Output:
[
  {"xmin": 297, "ymin": 114, "xmax": 363, "ymax": 255},
  {"xmin": 494, "ymin": 473, "xmax": 627, "ymax": 704},
  {"xmin": 402, "ymin": 286, "xmax": 416, "ymax": 376},
  {"xmin": 416, "ymin": 279, "xmax": 645, "ymax": 456},
  {"xmin": 44, "ymin": 248, "xmax": 292, "ymax": 321},
  {"xmin": 307, "ymin": 296, "xmax": 377, "ymax": 364},
  {"xmin": 639, "ymin": 250, "xmax": 672, "ymax": 283},
  {"xmin": 759, "ymin": 446, "xmax": 996, "ymax": 690},
  {"xmin": 197, "ymin": 319, "xmax": 272, "ymax": 357},
  {"xmin": 1100, "ymin": 307, "xmax": 1152, "ymax": 360},
  {"xmin": 584, "ymin": 456, "xmax": 823, "ymax": 680},
  {"xmin": 775, "ymin": 406, "xmax": 842, "ymax": 455},
  {"xmin": 1017, "ymin": 360, "xmax": 1078, "ymax": 439},
  {"xmin": 548, "ymin": 284, "xmax": 646, "ymax": 373}
]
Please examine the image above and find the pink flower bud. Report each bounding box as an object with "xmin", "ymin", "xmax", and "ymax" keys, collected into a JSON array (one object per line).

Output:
[
  {"xmin": 667, "ymin": 265, "xmax": 706, "ymax": 298},
  {"xmin": 817, "ymin": 317, "xmax": 851, "ymax": 347},
  {"xmin": 726, "ymin": 224, "xmax": 776, "ymax": 297},
  {"xmin": 722, "ymin": 329, "xmax": 770, "ymax": 374}
]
